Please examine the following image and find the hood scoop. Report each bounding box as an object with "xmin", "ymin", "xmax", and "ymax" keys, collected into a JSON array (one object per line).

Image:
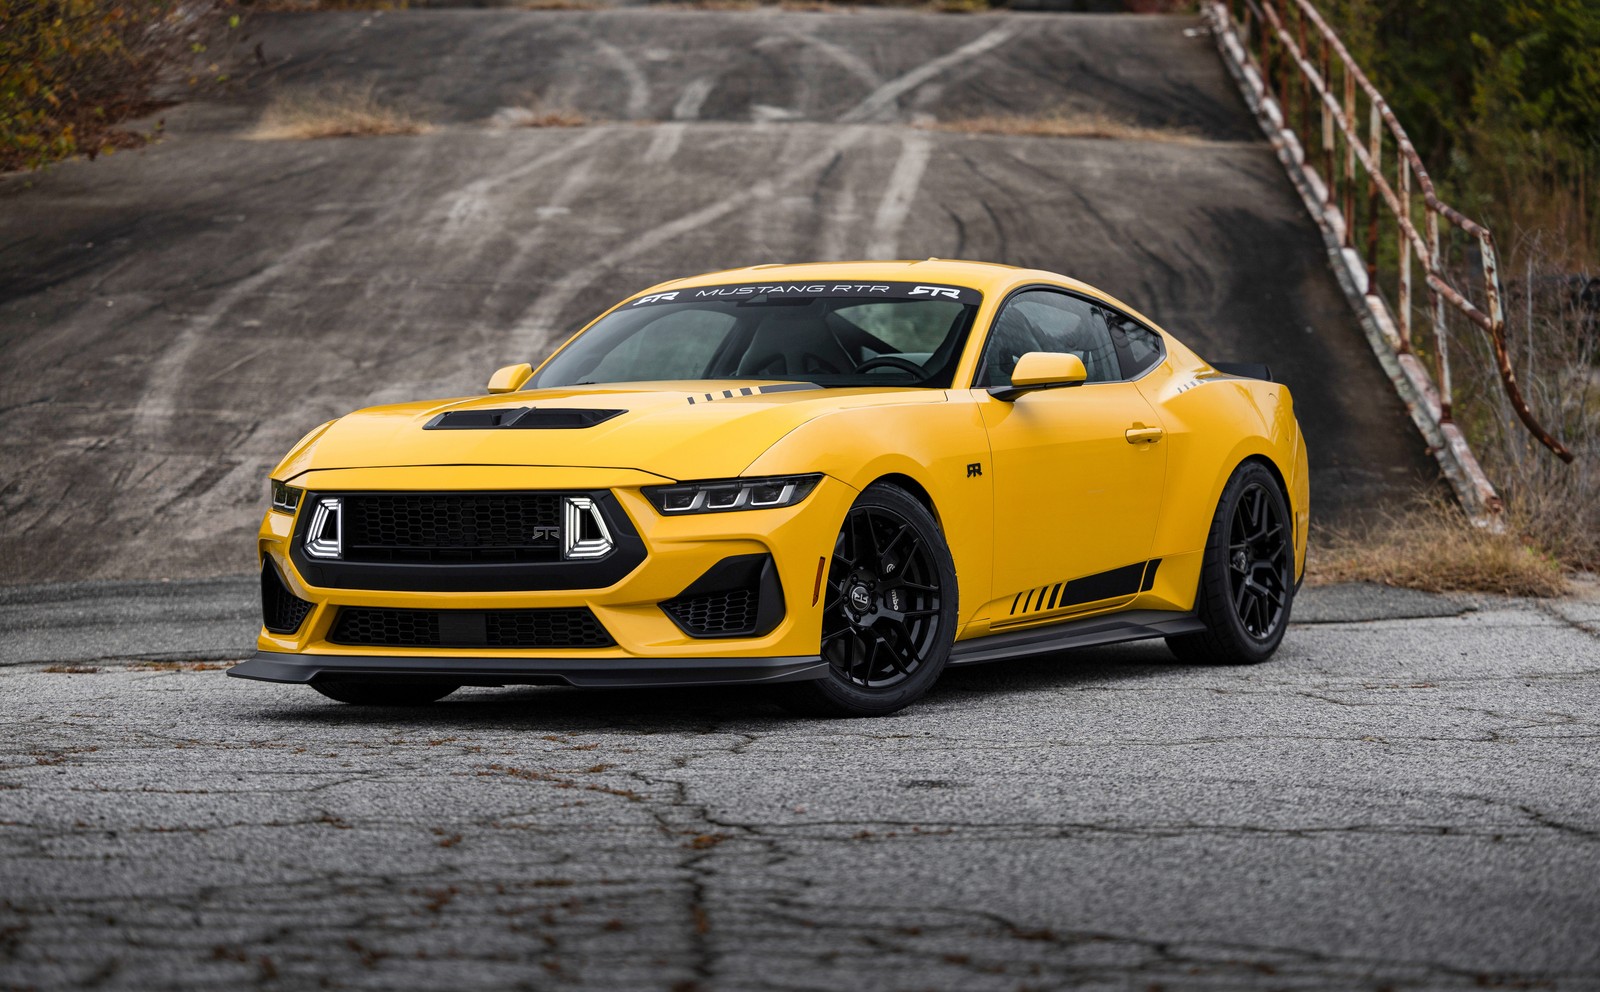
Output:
[{"xmin": 424, "ymin": 407, "xmax": 626, "ymax": 431}]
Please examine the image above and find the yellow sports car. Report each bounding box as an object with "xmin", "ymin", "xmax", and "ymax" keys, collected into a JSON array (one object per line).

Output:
[{"xmin": 232, "ymin": 260, "xmax": 1308, "ymax": 716}]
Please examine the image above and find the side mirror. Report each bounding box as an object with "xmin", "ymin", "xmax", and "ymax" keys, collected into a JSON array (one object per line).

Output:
[
  {"xmin": 487, "ymin": 363, "xmax": 533, "ymax": 394},
  {"xmin": 990, "ymin": 352, "xmax": 1088, "ymax": 402}
]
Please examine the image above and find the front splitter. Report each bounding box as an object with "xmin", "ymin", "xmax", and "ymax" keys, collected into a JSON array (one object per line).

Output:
[{"xmin": 229, "ymin": 650, "xmax": 827, "ymax": 688}]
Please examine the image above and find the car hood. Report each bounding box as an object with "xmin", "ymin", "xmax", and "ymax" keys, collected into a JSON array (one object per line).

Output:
[{"xmin": 276, "ymin": 381, "xmax": 944, "ymax": 482}]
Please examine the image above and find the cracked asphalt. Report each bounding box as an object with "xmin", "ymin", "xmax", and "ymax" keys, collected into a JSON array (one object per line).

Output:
[{"xmin": 4, "ymin": 586, "xmax": 1600, "ymax": 991}]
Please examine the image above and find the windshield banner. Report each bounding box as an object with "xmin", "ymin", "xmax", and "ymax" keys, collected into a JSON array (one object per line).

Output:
[{"xmin": 627, "ymin": 281, "xmax": 983, "ymax": 307}]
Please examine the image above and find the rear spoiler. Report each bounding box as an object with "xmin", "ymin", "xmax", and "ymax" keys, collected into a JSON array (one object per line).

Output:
[{"xmin": 1211, "ymin": 362, "xmax": 1273, "ymax": 382}]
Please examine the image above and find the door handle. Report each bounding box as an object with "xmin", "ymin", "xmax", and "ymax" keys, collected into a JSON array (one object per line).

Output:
[{"xmin": 1125, "ymin": 425, "xmax": 1164, "ymax": 444}]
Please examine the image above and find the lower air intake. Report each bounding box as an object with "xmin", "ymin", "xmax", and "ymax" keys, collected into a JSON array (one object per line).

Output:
[
  {"xmin": 663, "ymin": 587, "xmax": 760, "ymax": 637},
  {"xmin": 329, "ymin": 606, "xmax": 614, "ymax": 649},
  {"xmin": 261, "ymin": 561, "xmax": 314, "ymax": 635},
  {"xmin": 660, "ymin": 554, "xmax": 783, "ymax": 639}
]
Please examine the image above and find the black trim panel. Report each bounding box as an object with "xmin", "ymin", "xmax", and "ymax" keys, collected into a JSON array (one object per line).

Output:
[
  {"xmin": 1210, "ymin": 362, "xmax": 1273, "ymax": 382},
  {"xmin": 229, "ymin": 650, "xmax": 827, "ymax": 688},
  {"xmin": 950, "ymin": 610, "xmax": 1205, "ymax": 667}
]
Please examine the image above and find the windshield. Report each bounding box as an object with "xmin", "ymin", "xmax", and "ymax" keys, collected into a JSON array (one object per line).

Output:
[{"xmin": 530, "ymin": 281, "xmax": 982, "ymax": 389}]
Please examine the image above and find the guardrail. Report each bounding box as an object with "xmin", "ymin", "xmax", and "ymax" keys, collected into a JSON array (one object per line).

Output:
[{"xmin": 1202, "ymin": 0, "xmax": 1575, "ymax": 519}]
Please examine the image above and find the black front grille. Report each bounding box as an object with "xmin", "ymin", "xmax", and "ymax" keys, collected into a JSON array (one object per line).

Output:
[
  {"xmin": 663, "ymin": 588, "xmax": 761, "ymax": 637},
  {"xmin": 330, "ymin": 606, "xmax": 614, "ymax": 649},
  {"xmin": 261, "ymin": 561, "xmax": 314, "ymax": 635},
  {"xmin": 342, "ymin": 493, "xmax": 562, "ymax": 564}
]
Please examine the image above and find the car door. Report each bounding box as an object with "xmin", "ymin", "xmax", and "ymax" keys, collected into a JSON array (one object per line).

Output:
[{"xmin": 973, "ymin": 288, "xmax": 1168, "ymax": 624}]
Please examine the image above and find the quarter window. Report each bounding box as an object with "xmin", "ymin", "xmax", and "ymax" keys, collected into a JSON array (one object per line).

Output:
[{"xmin": 1101, "ymin": 308, "xmax": 1165, "ymax": 379}]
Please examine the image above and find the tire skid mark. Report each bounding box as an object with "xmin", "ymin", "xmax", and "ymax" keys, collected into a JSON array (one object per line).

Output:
[
  {"xmin": 503, "ymin": 27, "xmax": 1019, "ymax": 354},
  {"xmin": 503, "ymin": 126, "xmax": 875, "ymax": 356},
  {"xmin": 436, "ymin": 127, "xmax": 611, "ymax": 242},
  {"xmin": 130, "ymin": 234, "xmax": 337, "ymax": 438},
  {"xmin": 594, "ymin": 38, "xmax": 651, "ymax": 120},
  {"xmin": 839, "ymin": 24, "xmax": 1018, "ymax": 124},
  {"xmin": 865, "ymin": 130, "xmax": 933, "ymax": 260},
  {"xmin": 786, "ymin": 30, "xmax": 883, "ymax": 92},
  {"xmin": 640, "ymin": 77, "xmax": 715, "ymax": 166}
]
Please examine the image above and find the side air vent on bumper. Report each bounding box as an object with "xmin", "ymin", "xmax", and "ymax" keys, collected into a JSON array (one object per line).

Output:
[
  {"xmin": 329, "ymin": 606, "xmax": 615, "ymax": 649},
  {"xmin": 661, "ymin": 554, "xmax": 785, "ymax": 639},
  {"xmin": 261, "ymin": 561, "xmax": 314, "ymax": 635}
]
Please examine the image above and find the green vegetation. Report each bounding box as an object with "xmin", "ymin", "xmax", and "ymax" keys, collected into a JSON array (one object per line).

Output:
[
  {"xmin": 1313, "ymin": 0, "xmax": 1600, "ymax": 573},
  {"xmin": 1322, "ymin": 0, "xmax": 1599, "ymax": 267},
  {"xmin": 0, "ymin": 0, "xmax": 210, "ymax": 172}
]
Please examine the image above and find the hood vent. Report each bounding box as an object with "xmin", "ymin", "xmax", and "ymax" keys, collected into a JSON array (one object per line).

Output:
[{"xmin": 425, "ymin": 407, "xmax": 626, "ymax": 430}]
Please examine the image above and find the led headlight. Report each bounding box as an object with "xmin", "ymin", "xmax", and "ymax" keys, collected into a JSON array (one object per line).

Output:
[
  {"xmin": 270, "ymin": 480, "xmax": 304, "ymax": 514},
  {"xmin": 644, "ymin": 474, "xmax": 821, "ymax": 515}
]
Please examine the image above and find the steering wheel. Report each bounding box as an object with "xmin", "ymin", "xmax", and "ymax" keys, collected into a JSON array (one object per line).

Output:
[{"xmin": 854, "ymin": 355, "xmax": 926, "ymax": 377}]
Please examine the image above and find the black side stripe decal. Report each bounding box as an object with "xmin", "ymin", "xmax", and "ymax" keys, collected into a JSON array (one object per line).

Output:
[
  {"xmin": 1140, "ymin": 558, "xmax": 1161, "ymax": 592},
  {"xmin": 1007, "ymin": 559, "xmax": 1163, "ymax": 617},
  {"xmin": 685, "ymin": 383, "xmax": 822, "ymax": 405}
]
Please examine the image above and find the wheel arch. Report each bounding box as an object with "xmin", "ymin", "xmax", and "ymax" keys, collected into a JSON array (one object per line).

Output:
[{"xmin": 868, "ymin": 472, "xmax": 943, "ymax": 531}]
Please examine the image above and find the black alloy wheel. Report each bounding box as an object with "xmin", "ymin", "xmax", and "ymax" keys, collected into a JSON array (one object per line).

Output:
[
  {"xmin": 1166, "ymin": 461, "xmax": 1295, "ymax": 665},
  {"xmin": 1228, "ymin": 481, "xmax": 1291, "ymax": 637},
  {"xmin": 779, "ymin": 483, "xmax": 957, "ymax": 717}
]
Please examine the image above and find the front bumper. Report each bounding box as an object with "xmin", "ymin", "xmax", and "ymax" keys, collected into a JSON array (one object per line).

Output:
[
  {"xmin": 229, "ymin": 650, "xmax": 826, "ymax": 688},
  {"xmin": 250, "ymin": 465, "xmax": 855, "ymax": 670}
]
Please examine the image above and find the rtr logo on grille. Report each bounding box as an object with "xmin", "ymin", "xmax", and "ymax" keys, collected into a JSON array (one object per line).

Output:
[{"xmin": 529, "ymin": 525, "xmax": 560, "ymax": 542}]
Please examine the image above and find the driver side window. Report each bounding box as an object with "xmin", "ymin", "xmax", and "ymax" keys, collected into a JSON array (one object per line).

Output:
[{"xmin": 978, "ymin": 290, "xmax": 1120, "ymax": 387}]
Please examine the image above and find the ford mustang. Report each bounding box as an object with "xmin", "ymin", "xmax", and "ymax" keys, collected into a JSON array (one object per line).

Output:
[{"xmin": 230, "ymin": 260, "xmax": 1308, "ymax": 716}]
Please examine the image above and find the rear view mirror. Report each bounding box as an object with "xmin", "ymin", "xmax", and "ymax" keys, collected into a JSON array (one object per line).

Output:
[
  {"xmin": 990, "ymin": 352, "xmax": 1087, "ymax": 402},
  {"xmin": 487, "ymin": 363, "xmax": 533, "ymax": 393}
]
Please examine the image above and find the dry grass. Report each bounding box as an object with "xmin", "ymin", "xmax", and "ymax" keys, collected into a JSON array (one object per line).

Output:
[
  {"xmin": 251, "ymin": 87, "xmax": 429, "ymax": 141},
  {"xmin": 1308, "ymin": 497, "xmax": 1568, "ymax": 598},
  {"xmin": 922, "ymin": 110, "xmax": 1199, "ymax": 144},
  {"xmin": 1449, "ymin": 239, "xmax": 1600, "ymax": 573},
  {"xmin": 489, "ymin": 106, "xmax": 588, "ymax": 129},
  {"xmin": 247, "ymin": 1, "xmax": 411, "ymax": 10},
  {"xmin": 517, "ymin": 0, "xmax": 604, "ymax": 9},
  {"xmin": 649, "ymin": 0, "xmax": 759, "ymax": 9}
]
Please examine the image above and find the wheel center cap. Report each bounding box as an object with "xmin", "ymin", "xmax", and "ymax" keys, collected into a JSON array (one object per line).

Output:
[{"xmin": 848, "ymin": 584, "xmax": 873, "ymax": 613}]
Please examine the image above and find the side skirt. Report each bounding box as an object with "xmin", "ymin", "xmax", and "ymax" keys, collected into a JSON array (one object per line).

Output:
[{"xmin": 948, "ymin": 610, "xmax": 1204, "ymax": 667}]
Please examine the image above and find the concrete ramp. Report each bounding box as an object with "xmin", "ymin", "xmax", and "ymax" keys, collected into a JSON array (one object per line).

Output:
[{"xmin": 0, "ymin": 10, "xmax": 1433, "ymax": 584}]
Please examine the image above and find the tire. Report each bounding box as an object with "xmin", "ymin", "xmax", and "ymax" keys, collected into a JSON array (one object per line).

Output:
[
  {"xmin": 778, "ymin": 482, "xmax": 958, "ymax": 717},
  {"xmin": 1165, "ymin": 461, "xmax": 1295, "ymax": 666},
  {"xmin": 311, "ymin": 681, "xmax": 460, "ymax": 706}
]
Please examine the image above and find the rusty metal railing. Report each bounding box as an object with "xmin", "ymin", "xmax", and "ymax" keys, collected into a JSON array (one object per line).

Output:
[{"xmin": 1203, "ymin": 0, "xmax": 1575, "ymax": 515}]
